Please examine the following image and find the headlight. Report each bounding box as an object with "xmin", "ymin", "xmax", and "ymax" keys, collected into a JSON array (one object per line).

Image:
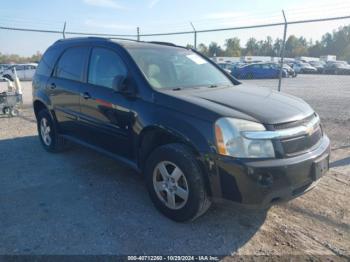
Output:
[{"xmin": 215, "ymin": 118, "xmax": 275, "ymax": 158}]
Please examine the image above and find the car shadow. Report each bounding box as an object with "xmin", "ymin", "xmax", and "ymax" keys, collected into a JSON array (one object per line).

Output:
[
  {"xmin": 0, "ymin": 135, "xmax": 267, "ymax": 255},
  {"xmin": 330, "ymin": 156, "xmax": 350, "ymax": 168}
]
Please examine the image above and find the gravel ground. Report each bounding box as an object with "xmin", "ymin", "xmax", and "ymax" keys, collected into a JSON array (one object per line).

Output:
[{"xmin": 0, "ymin": 75, "xmax": 349, "ymax": 259}]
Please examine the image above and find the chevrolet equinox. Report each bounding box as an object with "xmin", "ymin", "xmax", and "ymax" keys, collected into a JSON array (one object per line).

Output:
[{"xmin": 32, "ymin": 38, "xmax": 330, "ymax": 222}]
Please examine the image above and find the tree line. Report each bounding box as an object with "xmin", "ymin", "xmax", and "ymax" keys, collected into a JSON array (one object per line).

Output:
[
  {"xmin": 1, "ymin": 25, "xmax": 350, "ymax": 63},
  {"xmin": 192, "ymin": 25, "xmax": 350, "ymax": 61},
  {"xmin": 0, "ymin": 51, "xmax": 42, "ymax": 64}
]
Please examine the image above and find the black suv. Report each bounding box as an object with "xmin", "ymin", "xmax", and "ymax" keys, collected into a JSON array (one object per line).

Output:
[{"xmin": 32, "ymin": 38, "xmax": 330, "ymax": 222}]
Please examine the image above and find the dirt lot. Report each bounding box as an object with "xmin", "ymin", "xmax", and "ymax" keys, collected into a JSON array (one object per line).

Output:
[{"xmin": 0, "ymin": 75, "xmax": 349, "ymax": 259}]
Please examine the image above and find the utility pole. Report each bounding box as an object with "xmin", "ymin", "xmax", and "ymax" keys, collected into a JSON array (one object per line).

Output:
[
  {"xmin": 190, "ymin": 22, "xmax": 197, "ymax": 49},
  {"xmin": 62, "ymin": 21, "xmax": 67, "ymax": 39},
  {"xmin": 278, "ymin": 10, "xmax": 287, "ymax": 92},
  {"xmin": 137, "ymin": 27, "xmax": 140, "ymax": 41}
]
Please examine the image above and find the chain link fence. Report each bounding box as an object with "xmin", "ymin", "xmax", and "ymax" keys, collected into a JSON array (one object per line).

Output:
[{"xmin": 1, "ymin": 14, "xmax": 350, "ymax": 90}]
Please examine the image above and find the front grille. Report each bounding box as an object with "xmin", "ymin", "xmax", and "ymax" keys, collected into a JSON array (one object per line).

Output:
[
  {"xmin": 281, "ymin": 127, "xmax": 322, "ymax": 156},
  {"xmin": 275, "ymin": 114, "xmax": 323, "ymax": 156}
]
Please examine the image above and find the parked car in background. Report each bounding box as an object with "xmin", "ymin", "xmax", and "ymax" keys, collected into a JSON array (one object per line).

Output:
[
  {"xmin": 0, "ymin": 64, "xmax": 12, "ymax": 75},
  {"xmin": 217, "ymin": 62, "xmax": 232, "ymax": 74},
  {"xmin": 281, "ymin": 63, "xmax": 297, "ymax": 77},
  {"xmin": 323, "ymin": 61, "xmax": 350, "ymax": 75},
  {"xmin": 231, "ymin": 62, "xmax": 288, "ymax": 79},
  {"xmin": 264, "ymin": 62, "xmax": 296, "ymax": 78},
  {"xmin": 1, "ymin": 63, "xmax": 38, "ymax": 81},
  {"xmin": 231, "ymin": 62, "xmax": 246, "ymax": 70},
  {"xmin": 290, "ymin": 62, "xmax": 317, "ymax": 74},
  {"xmin": 309, "ymin": 61, "xmax": 325, "ymax": 74}
]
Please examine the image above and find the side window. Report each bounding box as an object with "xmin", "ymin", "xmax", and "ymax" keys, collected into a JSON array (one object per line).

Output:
[
  {"xmin": 88, "ymin": 48, "xmax": 127, "ymax": 89},
  {"xmin": 24, "ymin": 65, "xmax": 36, "ymax": 70},
  {"xmin": 36, "ymin": 48, "xmax": 60, "ymax": 77},
  {"xmin": 16, "ymin": 65, "xmax": 25, "ymax": 71},
  {"xmin": 55, "ymin": 47, "xmax": 89, "ymax": 82}
]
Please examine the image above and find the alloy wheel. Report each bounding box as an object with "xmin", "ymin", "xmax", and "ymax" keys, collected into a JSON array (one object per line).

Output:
[
  {"xmin": 152, "ymin": 161, "xmax": 189, "ymax": 210},
  {"xmin": 40, "ymin": 118, "xmax": 52, "ymax": 146}
]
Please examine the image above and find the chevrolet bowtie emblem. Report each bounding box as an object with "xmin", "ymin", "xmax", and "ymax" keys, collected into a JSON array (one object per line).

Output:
[{"xmin": 305, "ymin": 124, "xmax": 315, "ymax": 136}]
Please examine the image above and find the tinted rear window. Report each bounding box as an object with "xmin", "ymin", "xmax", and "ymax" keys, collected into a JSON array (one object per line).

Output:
[
  {"xmin": 55, "ymin": 47, "xmax": 89, "ymax": 82},
  {"xmin": 36, "ymin": 48, "xmax": 60, "ymax": 77}
]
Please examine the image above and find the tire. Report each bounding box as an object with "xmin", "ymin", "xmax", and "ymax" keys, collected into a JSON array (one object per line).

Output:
[
  {"xmin": 246, "ymin": 73, "xmax": 254, "ymax": 79},
  {"xmin": 3, "ymin": 75, "xmax": 13, "ymax": 81},
  {"xmin": 37, "ymin": 109, "xmax": 67, "ymax": 153},
  {"xmin": 145, "ymin": 143, "xmax": 211, "ymax": 222},
  {"xmin": 2, "ymin": 107, "xmax": 10, "ymax": 115},
  {"xmin": 10, "ymin": 107, "xmax": 19, "ymax": 117}
]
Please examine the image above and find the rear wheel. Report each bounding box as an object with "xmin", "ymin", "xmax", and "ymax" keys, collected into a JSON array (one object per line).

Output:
[
  {"xmin": 246, "ymin": 72, "xmax": 254, "ymax": 79},
  {"xmin": 2, "ymin": 107, "xmax": 10, "ymax": 115},
  {"xmin": 10, "ymin": 107, "xmax": 19, "ymax": 117},
  {"xmin": 37, "ymin": 109, "xmax": 67, "ymax": 152},
  {"xmin": 145, "ymin": 143, "xmax": 211, "ymax": 222}
]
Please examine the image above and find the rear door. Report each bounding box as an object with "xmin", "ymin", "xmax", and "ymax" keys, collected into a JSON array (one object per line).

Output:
[
  {"xmin": 48, "ymin": 46, "xmax": 89, "ymax": 135},
  {"xmin": 79, "ymin": 46, "xmax": 134, "ymax": 159}
]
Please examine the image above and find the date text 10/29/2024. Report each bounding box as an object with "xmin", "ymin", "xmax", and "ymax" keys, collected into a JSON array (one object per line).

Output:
[{"xmin": 127, "ymin": 256, "xmax": 220, "ymax": 261}]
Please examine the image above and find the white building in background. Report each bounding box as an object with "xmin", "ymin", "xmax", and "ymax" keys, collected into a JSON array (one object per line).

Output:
[
  {"xmin": 211, "ymin": 57, "xmax": 241, "ymax": 63},
  {"xmin": 320, "ymin": 55, "xmax": 337, "ymax": 62},
  {"xmin": 296, "ymin": 56, "xmax": 320, "ymax": 62},
  {"xmin": 211, "ymin": 55, "xmax": 338, "ymax": 64},
  {"xmin": 241, "ymin": 56, "xmax": 272, "ymax": 63}
]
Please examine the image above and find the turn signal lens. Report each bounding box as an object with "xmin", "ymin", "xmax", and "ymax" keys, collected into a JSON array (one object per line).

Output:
[{"xmin": 215, "ymin": 125, "xmax": 228, "ymax": 155}]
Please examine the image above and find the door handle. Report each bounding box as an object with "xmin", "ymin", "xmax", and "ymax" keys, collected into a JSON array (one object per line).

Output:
[
  {"xmin": 81, "ymin": 92, "xmax": 91, "ymax": 100},
  {"xmin": 49, "ymin": 83, "xmax": 56, "ymax": 89}
]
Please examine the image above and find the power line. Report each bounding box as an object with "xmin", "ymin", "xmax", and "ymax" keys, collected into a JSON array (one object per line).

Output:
[
  {"xmin": 139, "ymin": 15, "xmax": 350, "ymax": 37},
  {"xmin": 1, "ymin": 14, "xmax": 350, "ymax": 38}
]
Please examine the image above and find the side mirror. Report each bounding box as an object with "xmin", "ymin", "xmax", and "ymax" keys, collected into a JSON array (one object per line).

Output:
[{"xmin": 112, "ymin": 75, "xmax": 136, "ymax": 96}]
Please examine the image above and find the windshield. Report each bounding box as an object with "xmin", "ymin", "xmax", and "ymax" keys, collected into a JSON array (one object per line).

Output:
[{"xmin": 126, "ymin": 47, "xmax": 234, "ymax": 89}]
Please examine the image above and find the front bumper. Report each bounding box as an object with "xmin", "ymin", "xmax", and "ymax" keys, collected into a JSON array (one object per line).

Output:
[{"xmin": 214, "ymin": 135, "xmax": 330, "ymax": 207}]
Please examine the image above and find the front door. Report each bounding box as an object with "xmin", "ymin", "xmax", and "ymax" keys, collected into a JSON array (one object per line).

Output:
[{"xmin": 79, "ymin": 47, "xmax": 135, "ymax": 159}]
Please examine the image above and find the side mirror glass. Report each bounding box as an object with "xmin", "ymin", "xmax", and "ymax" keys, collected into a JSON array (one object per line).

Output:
[
  {"xmin": 112, "ymin": 75, "xmax": 127, "ymax": 92},
  {"xmin": 112, "ymin": 75, "xmax": 136, "ymax": 97}
]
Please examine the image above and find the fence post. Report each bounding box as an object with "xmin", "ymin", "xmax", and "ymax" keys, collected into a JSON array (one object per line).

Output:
[
  {"xmin": 62, "ymin": 21, "xmax": 66, "ymax": 39},
  {"xmin": 137, "ymin": 27, "xmax": 140, "ymax": 41},
  {"xmin": 190, "ymin": 22, "xmax": 197, "ymax": 49},
  {"xmin": 278, "ymin": 10, "xmax": 287, "ymax": 92}
]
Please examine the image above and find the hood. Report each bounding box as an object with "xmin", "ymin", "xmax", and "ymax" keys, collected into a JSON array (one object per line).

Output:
[{"xmin": 159, "ymin": 84, "xmax": 314, "ymax": 125}]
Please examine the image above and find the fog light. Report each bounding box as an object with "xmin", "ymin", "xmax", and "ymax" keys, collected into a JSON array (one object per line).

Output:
[{"xmin": 257, "ymin": 173, "xmax": 273, "ymax": 187}]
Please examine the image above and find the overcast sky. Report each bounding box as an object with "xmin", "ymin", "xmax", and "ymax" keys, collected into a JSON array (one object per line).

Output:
[{"xmin": 1, "ymin": 0, "xmax": 350, "ymax": 56}]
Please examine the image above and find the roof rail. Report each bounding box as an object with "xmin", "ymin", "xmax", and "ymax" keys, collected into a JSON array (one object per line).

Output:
[{"xmin": 147, "ymin": 41, "xmax": 176, "ymax": 47}]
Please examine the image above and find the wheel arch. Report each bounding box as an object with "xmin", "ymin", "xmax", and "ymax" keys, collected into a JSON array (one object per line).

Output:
[
  {"xmin": 33, "ymin": 99, "xmax": 58, "ymax": 125},
  {"xmin": 33, "ymin": 100, "xmax": 48, "ymax": 118},
  {"xmin": 137, "ymin": 125, "xmax": 213, "ymax": 196}
]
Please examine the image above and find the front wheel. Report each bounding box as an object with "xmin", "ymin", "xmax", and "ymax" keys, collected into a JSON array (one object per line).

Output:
[
  {"xmin": 145, "ymin": 143, "xmax": 211, "ymax": 222},
  {"xmin": 3, "ymin": 74, "xmax": 13, "ymax": 81},
  {"xmin": 37, "ymin": 109, "xmax": 67, "ymax": 152}
]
